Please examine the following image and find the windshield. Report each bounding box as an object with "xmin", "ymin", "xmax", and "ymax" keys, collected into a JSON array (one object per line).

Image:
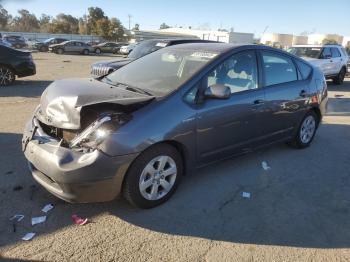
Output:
[
  {"xmin": 104, "ymin": 48, "xmax": 218, "ymax": 96},
  {"xmin": 287, "ymin": 47, "xmax": 322, "ymax": 59},
  {"xmin": 44, "ymin": 38, "xmax": 54, "ymax": 43}
]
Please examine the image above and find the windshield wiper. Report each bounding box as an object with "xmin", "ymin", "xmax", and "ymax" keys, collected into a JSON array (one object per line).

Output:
[
  {"xmin": 125, "ymin": 86, "xmax": 154, "ymax": 96},
  {"xmin": 103, "ymin": 77, "xmax": 153, "ymax": 96}
]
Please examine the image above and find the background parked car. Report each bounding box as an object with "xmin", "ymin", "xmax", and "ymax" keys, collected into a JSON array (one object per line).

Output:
[
  {"xmin": 49, "ymin": 40, "xmax": 95, "ymax": 55},
  {"xmin": 287, "ymin": 44, "xmax": 349, "ymax": 85},
  {"xmin": 0, "ymin": 38, "xmax": 12, "ymax": 48},
  {"xmin": 119, "ymin": 43, "xmax": 138, "ymax": 55},
  {"xmin": 91, "ymin": 39, "xmax": 217, "ymax": 77},
  {"xmin": 3, "ymin": 35, "xmax": 27, "ymax": 49},
  {"xmin": 33, "ymin": 38, "xmax": 68, "ymax": 52},
  {"xmin": 0, "ymin": 45, "xmax": 36, "ymax": 86},
  {"xmin": 93, "ymin": 42, "xmax": 126, "ymax": 54}
]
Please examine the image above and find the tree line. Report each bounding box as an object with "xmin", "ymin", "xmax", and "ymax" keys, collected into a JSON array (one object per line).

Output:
[{"xmin": 0, "ymin": 6, "xmax": 126, "ymax": 41}]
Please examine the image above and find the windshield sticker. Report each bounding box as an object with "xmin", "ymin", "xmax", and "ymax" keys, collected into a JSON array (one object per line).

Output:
[
  {"xmin": 156, "ymin": 42, "xmax": 168, "ymax": 47},
  {"xmin": 190, "ymin": 52, "xmax": 218, "ymax": 59}
]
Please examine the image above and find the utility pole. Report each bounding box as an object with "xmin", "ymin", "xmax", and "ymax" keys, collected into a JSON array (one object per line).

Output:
[{"xmin": 128, "ymin": 14, "xmax": 132, "ymax": 30}]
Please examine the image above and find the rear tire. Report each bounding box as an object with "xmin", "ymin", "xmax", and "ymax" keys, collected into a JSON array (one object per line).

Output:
[
  {"xmin": 288, "ymin": 111, "xmax": 318, "ymax": 149},
  {"xmin": 333, "ymin": 68, "xmax": 346, "ymax": 85},
  {"xmin": 40, "ymin": 46, "xmax": 47, "ymax": 52},
  {"xmin": 123, "ymin": 144, "xmax": 183, "ymax": 208},
  {"xmin": 83, "ymin": 49, "xmax": 89, "ymax": 55},
  {"xmin": 0, "ymin": 65, "xmax": 15, "ymax": 86}
]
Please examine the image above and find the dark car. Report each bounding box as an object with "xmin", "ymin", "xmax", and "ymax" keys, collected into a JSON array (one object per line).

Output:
[
  {"xmin": 3, "ymin": 35, "xmax": 27, "ymax": 49},
  {"xmin": 49, "ymin": 40, "xmax": 95, "ymax": 55},
  {"xmin": 23, "ymin": 43, "xmax": 327, "ymax": 208},
  {"xmin": 93, "ymin": 42, "xmax": 126, "ymax": 54},
  {"xmin": 33, "ymin": 38, "xmax": 68, "ymax": 52},
  {"xmin": 91, "ymin": 38, "xmax": 214, "ymax": 77},
  {"xmin": 0, "ymin": 45, "xmax": 36, "ymax": 86}
]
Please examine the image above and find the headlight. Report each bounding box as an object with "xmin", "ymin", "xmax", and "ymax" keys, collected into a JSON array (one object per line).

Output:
[{"xmin": 70, "ymin": 116, "xmax": 112, "ymax": 149}]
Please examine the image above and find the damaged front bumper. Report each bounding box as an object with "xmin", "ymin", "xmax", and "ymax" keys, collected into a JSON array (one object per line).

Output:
[{"xmin": 22, "ymin": 117, "xmax": 138, "ymax": 203}]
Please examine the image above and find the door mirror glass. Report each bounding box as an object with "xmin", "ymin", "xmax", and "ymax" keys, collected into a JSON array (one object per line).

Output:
[{"xmin": 204, "ymin": 84, "xmax": 231, "ymax": 99}]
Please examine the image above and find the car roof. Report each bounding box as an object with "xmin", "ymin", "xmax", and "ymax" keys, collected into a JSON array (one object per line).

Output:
[{"xmin": 161, "ymin": 42, "xmax": 247, "ymax": 53}]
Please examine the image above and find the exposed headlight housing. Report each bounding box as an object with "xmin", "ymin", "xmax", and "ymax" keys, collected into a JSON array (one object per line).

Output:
[{"xmin": 70, "ymin": 115, "xmax": 113, "ymax": 149}]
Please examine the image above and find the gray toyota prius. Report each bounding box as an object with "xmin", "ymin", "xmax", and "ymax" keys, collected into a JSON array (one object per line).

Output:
[{"xmin": 23, "ymin": 43, "xmax": 328, "ymax": 208}]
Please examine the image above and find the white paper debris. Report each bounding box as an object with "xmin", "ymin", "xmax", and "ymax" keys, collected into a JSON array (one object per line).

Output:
[
  {"xmin": 261, "ymin": 161, "xmax": 271, "ymax": 171},
  {"xmin": 42, "ymin": 204, "xmax": 54, "ymax": 213},
  {"xmin": 22, "ymin": 232, "xmax": 36, "ymax": 241},
  {"xmin": 31, "ymin": 216, "xmax": 46, "ymax": 226},
  {"xmin": 242, "ymin": 192, "xmax": 251, "ymax": 198},
  {"xmin": 10, "ymin": 214, "xmax": 24, "ymax": 222}
]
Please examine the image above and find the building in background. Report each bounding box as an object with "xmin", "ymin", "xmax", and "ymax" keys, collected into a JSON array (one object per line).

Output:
[
  {"xmin": 307, "ymin": 34, "xmax": 344, "ymax": 45},
  {"xmin": 342, "ymin": 36, "xmax": 350, "ymax": 47},
  {"xmin": 260, "ymin": 33, "xmax": 293, "ymax": 48},
  {"xmin": 292, "ymin": 35, "xmax": 308, "ymax": 45}
]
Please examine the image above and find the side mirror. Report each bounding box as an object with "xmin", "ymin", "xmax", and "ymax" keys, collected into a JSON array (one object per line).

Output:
[{"xmin": 204, "ymin": 84, "xmax": 231, "ymax": 99}]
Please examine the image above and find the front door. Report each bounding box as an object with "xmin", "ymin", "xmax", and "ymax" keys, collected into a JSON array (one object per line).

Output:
[
  {"xmin": 319, "ymin": 47, "xmax": 333, "ymax": 76},
  {"xmin": 330, "ymin": 47, "xmax": 343, "ymax": 75},
  {"xmin": 196, "ymin": 50, "xmax": 267, "ymax": 164}
]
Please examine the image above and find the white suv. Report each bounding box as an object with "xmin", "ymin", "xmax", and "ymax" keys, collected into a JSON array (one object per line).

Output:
[{"xmin": 288, "ymin": 45, "xmax": 348, "ymax": 85}]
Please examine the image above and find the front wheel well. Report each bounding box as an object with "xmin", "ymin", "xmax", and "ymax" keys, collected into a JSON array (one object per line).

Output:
[{"xmin": 310, "ymin": 107, "xmax": 321, "ymax": 126}]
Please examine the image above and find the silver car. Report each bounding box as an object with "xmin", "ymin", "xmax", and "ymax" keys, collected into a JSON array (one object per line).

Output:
[
  {"xmin": 23, "ymin": 43, "xmax": 328, "ymax": 208},
  {"xmin": 49, "ymin": 40, "xmax": 95, "ymax": 55}
]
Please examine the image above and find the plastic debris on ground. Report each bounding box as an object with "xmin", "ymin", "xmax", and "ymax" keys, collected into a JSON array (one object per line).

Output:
[
  {"xmin": 10, "ymin": 214, "xmax": 24, "ymax": 222},
  {"xmin": 261, "ymin": 161, "xmax": 271, "ymax": 171},
  {"xmin": 72, "ymin": 214, "xmax": 88, "ymax": 225},
  {"xmin": 22, "ymin": 232, "xmax": 36, "ymax": 241},
  {"xmin": 242, "ymin": 192, "xmax": 251, "ymax": 198},
  {"xmin": 31, "ymin": 216, "xmax": 46, "ymax": 226},
  {"xmin": 42, "ymin": 204, "xmax": 54, "ymax": 213}
]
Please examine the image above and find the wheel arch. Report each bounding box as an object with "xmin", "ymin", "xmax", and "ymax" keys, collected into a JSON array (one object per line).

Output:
[{"xmin": 0, "ymin": 63, "xmax": 16, "ymax": 75}]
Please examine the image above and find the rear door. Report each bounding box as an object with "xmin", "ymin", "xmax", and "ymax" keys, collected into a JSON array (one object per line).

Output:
[
  {"xmin": 64, "ymin": 42, "xmax": 75, "ymax": 52},
  {"xmin": 319, "ymin": 47, "xmax": 333, "ymax": 76},
  {"xmin": 330, "ymin": 47, "xmax": 342, "ymax": 74},
  {"xmin": 196, "ymin": 50, "xmax": 268, "ymax": 163},
  {"xmin": 260, "ymin": 50, "xmax": 310, "ymax": 141}
]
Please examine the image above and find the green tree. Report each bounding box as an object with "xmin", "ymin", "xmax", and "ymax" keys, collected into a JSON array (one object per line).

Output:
[
  {"xmin": 11, "ymin": 9, "xmax": 40, "ymax": 32},
  {"xmin": 0, "ymin": 5, "xmax": 11, "ymax": 30},
  {"xmin": 38, "ymin": 14, "xmax": 52, "ymax": 33},
  {"xmin": 132, "ymin": 23, "xmax": 140, "ymax": 31},
  {"xmin": 159, "ymin": 23, "xmax": 170, "ymax": 29},
  {"xmin": 50, "ymin": 13, "xmax": 79, "ymax": 34},
  {"xmin": 87, "ymin": 7, "xmax": 107, "ymax": 35}
]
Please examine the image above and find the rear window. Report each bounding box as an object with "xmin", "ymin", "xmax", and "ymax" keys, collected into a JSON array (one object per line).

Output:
[{"xmin": 295, "ymin": 60, "xmax": 312, "ymax": 80}]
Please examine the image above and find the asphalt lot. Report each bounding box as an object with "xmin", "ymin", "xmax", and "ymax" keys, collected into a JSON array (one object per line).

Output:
[{"xmin": 1, "ymin": 52, "xmax": 350, "ymax": 261}]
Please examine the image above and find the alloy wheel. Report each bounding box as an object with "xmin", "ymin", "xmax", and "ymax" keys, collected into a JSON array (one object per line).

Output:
[
  {"xmin": 0, "ymin": 67, "xmax": 15, "ymax": 86},
  {"xmin": 139, "ymin": 155, "xmax": 177, "ymax": 201},
  {"xmin": 300, "ymin": 115, "xmax": 316, "ymax": 144}
]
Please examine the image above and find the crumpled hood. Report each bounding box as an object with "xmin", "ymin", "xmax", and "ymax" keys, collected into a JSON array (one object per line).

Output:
[{"xmin": 36, "ymin": 78, "xmax": 153, "ymax": 130}]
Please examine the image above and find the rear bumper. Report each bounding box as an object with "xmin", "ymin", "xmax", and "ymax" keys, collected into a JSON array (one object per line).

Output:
[
  {"xmin": 23, "ymin": 118, "xmax": 138, "ymax": 203},
  {"xmin": 15, "ymin": 61, "xmax": 36, "ymax": 77}
]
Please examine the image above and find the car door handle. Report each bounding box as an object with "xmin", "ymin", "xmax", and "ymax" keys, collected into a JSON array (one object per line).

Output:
[
  {"xmin": 253, "ymin": 99, "xmax": 265, "ymax": 105},
  {"xmin": 299, "ymin": 90, "xmax": 307, "ymax": 97},
  {"xmin": 330, "ymin": 59, "xmax": 333, "ymax": 63}
]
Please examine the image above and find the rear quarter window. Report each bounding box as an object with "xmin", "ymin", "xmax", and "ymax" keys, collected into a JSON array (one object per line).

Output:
[{"xmin": 295, "ymin": 60, "xmax": 312, "ymax": 80}]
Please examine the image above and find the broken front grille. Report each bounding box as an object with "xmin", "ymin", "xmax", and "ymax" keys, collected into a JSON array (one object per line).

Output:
[
  {"xmin": 39, "ymin": 121, "xmax": 78, "ymax": 142},
  {"xmin": 91, "ymin": 65, "xmax": 113, "ymax": 77}
]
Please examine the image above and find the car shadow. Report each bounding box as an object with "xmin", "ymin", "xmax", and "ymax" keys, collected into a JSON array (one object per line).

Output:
[
  {"xmin": 1, "ymin": 121, "xmax": 350, "ymax": 251},
  {"xmin": 327, "ymin": 78, "xmax": 350, "ymax": 93},
  {"xmin": 0, "ymin": 80, "xmax": 51, "ymax": 98}
]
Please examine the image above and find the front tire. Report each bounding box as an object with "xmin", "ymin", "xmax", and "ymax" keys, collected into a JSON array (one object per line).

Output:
[
  {"xmin": 0, "ymin": 65, "xmax": 15, "ymax": 86},
  {"xmin": 123, "ymin": 144, "xmax": 183, "ymax": 208},
  {"xmin": 289, "ymin": 111, "xmax": 318, "ymax": 149},
  {"xmin": 333, "ymin": 68, "xmax": 346, "ymax": 85},
  {"xmin": 56, "ymin": 48, "xmax": 64, "ymax": 55},
  {"xmin": 95, "ymin": 48, "xmax": 101, "ymax": 54}
]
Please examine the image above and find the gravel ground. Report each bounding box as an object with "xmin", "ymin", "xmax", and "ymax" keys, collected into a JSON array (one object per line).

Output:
[{"xmin": 0, "ymin": 52, "xmax": 350, "ymax": 261}]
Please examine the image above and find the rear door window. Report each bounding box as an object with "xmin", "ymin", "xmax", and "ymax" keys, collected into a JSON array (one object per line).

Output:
[
  {"xmin": 331, "ymin": 48, "xmax": 341, "ymax": 58},
  {"xmin": 261, "ymin": 51, "xmax": 298, "ymax": 86}
]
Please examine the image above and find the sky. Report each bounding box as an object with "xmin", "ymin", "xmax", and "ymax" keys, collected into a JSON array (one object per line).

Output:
[{"xmin": 1, "ymin": 0, "xmax": 350, "ymax": 37}]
